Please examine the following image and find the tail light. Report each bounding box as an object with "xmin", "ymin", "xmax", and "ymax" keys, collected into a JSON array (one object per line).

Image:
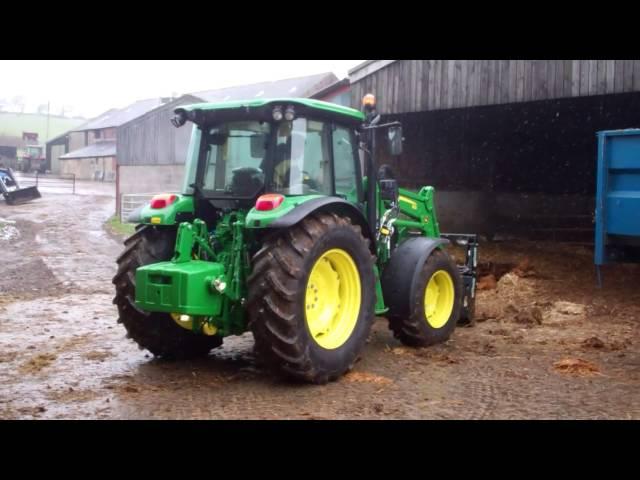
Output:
[
  {"xmin": 255, "ymin": 193, "xmax": 284, "ymax": 211},
  {"xmin": 150, "ymin": 193, "xmax": 177, "ymax": 209}
]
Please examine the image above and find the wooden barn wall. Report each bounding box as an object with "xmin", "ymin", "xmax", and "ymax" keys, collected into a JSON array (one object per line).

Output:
[
  {"xmin": 375, "ymin": 92, "xmax": 640, "ymax": 195},
  {"xmin": 117, "ymin": 96, "xmax": 199, "ymax": 166},
  {"xmin": 371, "ymin": 91, "xmax": 640, "ymax": 237},
  {"xmin": 350, "ymin": 60, "xmax": 640, "ymax": 114}
]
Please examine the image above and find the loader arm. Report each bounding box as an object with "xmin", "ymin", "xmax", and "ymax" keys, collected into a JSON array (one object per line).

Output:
[
  {"xmin": 394, "ymin": 186, "xmax": 440, "ymax": 239},
  {"xmin": 384, "ymin": 185, "xmax": 479, "ymax": 324}
]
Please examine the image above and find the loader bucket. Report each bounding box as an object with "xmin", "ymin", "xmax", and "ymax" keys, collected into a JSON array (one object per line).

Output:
[
  {"xmin": 0, "ymin": 168, "xmax": 42, "ymax": 205},
  {"xmin": 3, "ymin": 185, "xmax": 41, "ymax": 205}
]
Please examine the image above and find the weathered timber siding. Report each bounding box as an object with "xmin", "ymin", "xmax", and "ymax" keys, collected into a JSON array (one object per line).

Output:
[
  {"xmin": 117, "ymin": 95, "xmax": 201, "ymax": 167},
  {"xmin": 350, "ymin": 60, "xmax": 640, "ymax": 113}
]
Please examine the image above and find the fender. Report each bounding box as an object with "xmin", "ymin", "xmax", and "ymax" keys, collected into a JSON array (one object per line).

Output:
[
  {"xmin": 266, "ymin": 197, "xmax": 375, "ymax": 252},
  {"xmin": 126, "ymin": 205, "xmax": 145, "ymax": 223},
  {"xmin": 135, "ymin": 195, "xmax": 195, "ymax": 226},
  {"xmin": 380, "ymin": 236, "xmax": 450, "ymax": 319}
]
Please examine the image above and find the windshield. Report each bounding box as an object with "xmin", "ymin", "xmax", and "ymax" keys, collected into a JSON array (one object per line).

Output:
[
  {"xmin": 194, "ymin": 117, "xmax": 334, "ymax": 199},
  {"xmin": 271, "ymin": 118, "xmax": 332, "ymax": 195},
  {"xmin": 201, "ymin": 121, "xmax": 270, "ymax": 197}
]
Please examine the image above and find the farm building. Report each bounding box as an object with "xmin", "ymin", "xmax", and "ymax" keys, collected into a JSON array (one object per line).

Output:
[
  {"xmin": 0, "ymin": 112, "xmax": 85, "ymax": 170},
  {"xmin": 0, "ymin": 135, "xmax": 25, "ymax": 169},
  {"xmin": 189, "ymin": 72, "xmax": 337, "ymax": 103},
  {"xmin": 348, "ymin": 60, "xmax": 640, "ymax": 239},
  {"xmin": 116, "ymin": 95, "xmax": 202, "ymax": 206},
  {"xmin": 310, "ymin": 77, "xmax": 351, "ymax": 105},
  {"xmin": 56, "ymin": 99, "xmax": 176, "ymax": 181},
  {"xmin": 115, "ymin": 72, "xmax": 338, "ymax": 215}
]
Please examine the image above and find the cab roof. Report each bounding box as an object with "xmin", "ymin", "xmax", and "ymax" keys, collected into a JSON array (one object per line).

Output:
[{"xmin": 175, "ymin": 98, "xmax": 365, "ymax": 123}]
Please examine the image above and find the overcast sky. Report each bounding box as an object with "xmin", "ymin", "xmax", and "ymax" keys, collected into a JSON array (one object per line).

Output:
[{"xmin": 0, "ymin": 60, "xmax": 363, "ymax": 119}]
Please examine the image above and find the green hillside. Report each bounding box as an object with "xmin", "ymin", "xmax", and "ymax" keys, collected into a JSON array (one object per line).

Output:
[{"xmin": 0, "ymin": 112, "xmax": 87, "ymax": 143}]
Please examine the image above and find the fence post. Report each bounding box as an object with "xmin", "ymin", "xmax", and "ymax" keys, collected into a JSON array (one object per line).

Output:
[
  {"xmin": 72, "ymin": 174, "xmax": 76, "ymax": 194},
  {"xmin": 35, "ymin": 171, "xmax": 39, "ymax": 187}
]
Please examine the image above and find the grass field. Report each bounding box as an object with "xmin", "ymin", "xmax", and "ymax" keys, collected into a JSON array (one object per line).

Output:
[{"xmin": 105, "ymin": 215, "xmax": 136, "ymax": 237}]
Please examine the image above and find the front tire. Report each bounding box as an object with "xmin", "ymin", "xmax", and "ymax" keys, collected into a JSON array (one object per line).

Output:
[
  {"xmin": 247, "ymin": 212, "xmax": 376, "ymax": 384},
  {"xmin": 112, "ymin": 226, "xmax": 222, "ymax": 359},
  {"xmin": 388, "ymin": 249, "xmax": 462, "ymax": 347}
]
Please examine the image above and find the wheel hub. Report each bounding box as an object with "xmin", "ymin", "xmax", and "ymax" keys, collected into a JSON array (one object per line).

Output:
[
  {"xmin": 305, "ymin": 249, "xmax": 361, "ymax": 349},
  {"xmin": 424, "ymin": 269, "xmax": 455, "ymax": 329}
]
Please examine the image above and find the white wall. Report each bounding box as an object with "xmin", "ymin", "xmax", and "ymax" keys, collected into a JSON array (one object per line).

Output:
[{"xmin": 118, "ymin": 164, "xmax": 185, "ymax": 196}]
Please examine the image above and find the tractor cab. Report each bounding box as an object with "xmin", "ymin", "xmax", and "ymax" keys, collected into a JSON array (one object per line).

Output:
[{"xmin": 173, "ymin": 99, "xmax": 368, "ymax": 216}]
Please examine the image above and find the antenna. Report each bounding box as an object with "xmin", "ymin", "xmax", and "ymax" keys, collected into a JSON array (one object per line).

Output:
[{"xmin": 46, "ymin": 101, "xmax": 50, "ymax": 143}]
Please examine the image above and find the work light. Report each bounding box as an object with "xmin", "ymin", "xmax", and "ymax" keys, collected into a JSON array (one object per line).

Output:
[
  {"xmin": 272, "ymin": 106, "xmax": 283, "ymax": 121},
  {"xmin": 362, "ymin": 93, "xmax": 376, "ymax": 107},
  {"xmin": 284, "ymin": 105, "xmax": 295, "ymax": 121}
]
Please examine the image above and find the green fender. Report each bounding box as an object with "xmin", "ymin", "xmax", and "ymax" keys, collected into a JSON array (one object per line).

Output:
[
  {"xmin": 246, "ymin": 195, "xmax": 375, "ymax": 253},
  {"xmin": 132, "ymin": 195, "xmax": 195, "ymax": 226}
]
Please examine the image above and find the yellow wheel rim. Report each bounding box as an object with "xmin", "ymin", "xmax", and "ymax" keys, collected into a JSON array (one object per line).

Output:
[
  {"xmin": 171, "ymin": 312, "xmax": 194, "ymax": 330},
  {"xmin": 305, "ymin": 248, "xmax": 361, "ymax": 350},
  {"xmin": 171, "ymin": 313, "xmax": 217, "ymax": 335},
  {"xmin": 424, "ymin": 270, "xmax": 455, "ymax": 329}
]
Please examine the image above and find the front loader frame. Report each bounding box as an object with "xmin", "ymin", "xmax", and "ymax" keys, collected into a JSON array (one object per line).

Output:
[{"xmin": 440, "ymin": 233, "xmax": 478, "ymax": 323}]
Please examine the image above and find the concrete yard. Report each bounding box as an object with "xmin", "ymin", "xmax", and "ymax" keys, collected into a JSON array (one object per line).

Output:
[{"xmin": 0, "ymin": 185, "xmax": 639, "ymax": 420}]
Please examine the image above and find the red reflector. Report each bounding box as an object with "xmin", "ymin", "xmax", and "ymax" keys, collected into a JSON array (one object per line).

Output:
[
  {"xmin": 255, "ymin": 194, "xmax": 284, "ymax": 211},
  {"xmin": 150, "ymin": 193, "xmax": 177, "ymax": 209}
]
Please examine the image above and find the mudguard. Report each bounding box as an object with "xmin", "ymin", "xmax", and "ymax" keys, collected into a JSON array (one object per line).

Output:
[
  {"xmin": 127, "ymin": 205, "xmax": 145, "ymax": 223},
  {"xmin": 267, "ymin": 197, "xmax": 375, "ymax": 251},
  {"xmin": 380, "ymin": 236, "xmax": 449, "ymax": 319},
  {"xmin": 136, "ymin": 195, "xmax": 195, "ymax": 226}
]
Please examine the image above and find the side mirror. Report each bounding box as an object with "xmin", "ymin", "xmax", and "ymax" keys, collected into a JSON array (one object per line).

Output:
[
  {"xmin": 171, "ymin": 111, "xmax": 187, "ymax": 128},
  {"xmin": 250, "ymin": 134, "xmax": 266, "ymax": 158},
  {"xmin": 387, "ymin": 125, "xmax": 403, "ymax": 156}
]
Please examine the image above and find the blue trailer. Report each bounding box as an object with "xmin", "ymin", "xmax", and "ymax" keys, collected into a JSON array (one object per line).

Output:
[{"xmin": 595, "ymin": 129, "xmax": 640, "ymax": 285}]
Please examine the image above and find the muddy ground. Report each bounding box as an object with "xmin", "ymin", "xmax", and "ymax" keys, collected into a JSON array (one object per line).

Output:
[{"xmin": 1, "ymin": 184, "xmax": 639, "ymax": 419}]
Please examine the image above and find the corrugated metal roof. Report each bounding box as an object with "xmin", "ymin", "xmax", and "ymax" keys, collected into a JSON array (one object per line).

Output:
[
  {"xmin": 310, "ymin": 78, "xmax": 350, "ymax": 99},
  {"xmin": 118, "ymin": 95, "xmax": 204, "ymax": 128},
  {"xmin": 192, "ymin": 72, "xmax": 338, "ymax": 103},
  {"xmin": 73, "ymin": 98, "xmax": 169, "ymax": 131},
  {"xmin": 348, "ymin": 60, "xmax": 396, "ymax": 83},
  {"xmin": 59, "ymin": 140, "xmax": 116, "ymax": 159}
]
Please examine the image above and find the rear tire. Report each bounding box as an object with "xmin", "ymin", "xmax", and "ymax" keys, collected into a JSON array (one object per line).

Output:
[
  {"xmin": 112, "ymin": 226, "xmax": 222, "ymax": 359},
  {"xmin": 388, "ymin": 249, "xmax": 462, "ymax": 347},
  {"xmin": 247, "ymin": 212, "xmax": 376, "ymax": 384}
]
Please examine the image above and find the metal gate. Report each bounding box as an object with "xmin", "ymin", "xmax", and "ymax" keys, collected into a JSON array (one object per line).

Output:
[
  {"xmin": 120, "ymin": 193, "xmax": 157, "ymax": 223},
  {"xmin": 14, "ymin": 172, "xmax": 76, "ymax": 194}
]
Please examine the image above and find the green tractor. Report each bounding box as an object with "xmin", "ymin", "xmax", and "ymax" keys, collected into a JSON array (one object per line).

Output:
[{"xmin": 113, "ymin": 94, "xmax": 478, "ymax": 383}]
